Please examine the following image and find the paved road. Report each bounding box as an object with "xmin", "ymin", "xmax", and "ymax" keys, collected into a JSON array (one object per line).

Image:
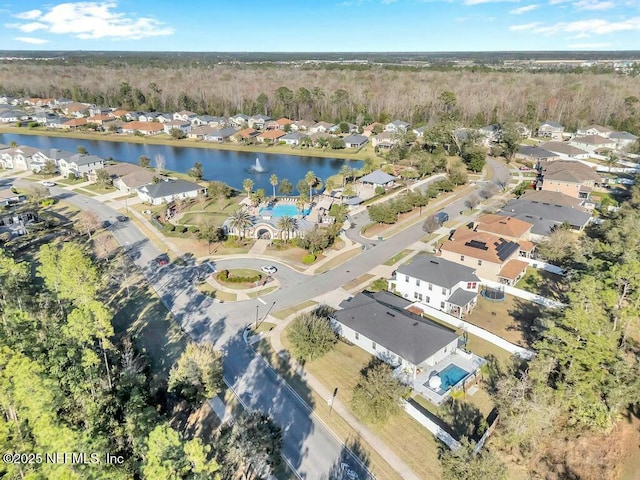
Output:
[{"xmin": 13, "ymin": 158, "xmax": 510, "ymax": 480}]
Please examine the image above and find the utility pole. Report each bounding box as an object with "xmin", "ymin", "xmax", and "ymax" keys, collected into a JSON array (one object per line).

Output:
[
  {"xmin": 329, "ymin": 387, "xmax": 338, "ymax": 416},
  {"xmin": 257, "ymin": 301, "xmax": 276, "ymax": 329},
  {"xmin": 255, "ymin": 304, "xmax": 259, "ymax": 330}
]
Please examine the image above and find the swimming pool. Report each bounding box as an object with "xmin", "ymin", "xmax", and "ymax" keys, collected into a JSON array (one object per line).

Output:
[
  {"xmin": 259, "ymin": 204, "xmax": 310, "ymax": 218},
  {"xmin": 438, "ymin": 364, "xmax": 469, "ymax": 390}
]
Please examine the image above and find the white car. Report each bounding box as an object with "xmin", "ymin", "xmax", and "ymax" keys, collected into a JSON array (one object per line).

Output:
[
  {"xmin": 261, "ymin": 265, "xmax": 277, "ymax": 275},
  {"xmin": 41, "ymin": 181, "xmax": 56, "ymax": 187}
]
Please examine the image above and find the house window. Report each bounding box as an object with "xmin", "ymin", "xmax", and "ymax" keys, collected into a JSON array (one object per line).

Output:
[
  {"xmin": 405, "ymin": 275, "xmax": 409, "ymax": 283},
  {"xmin": 354, "ymin": 332, "xmax": 359, "ymax": 341},
  {"xmin": 416, "ymin": 279, "xmax": 420, "ymax": 286},
  {"xmin": 426, "ymin": 296, "xmax": 430, "ymax": 304},
  {"xmin": 477, "ymin": 260, "xmax": 482, "ymax": 266},
  {"xmin": 372, "ymin": 342, "xmax": 376, "ymax": 350},
  {"xmin": 428, "ymin": 283, "xmax": 433, "ymax": 291},
  {"xmin": 441, "ymin": 301, "xmax": 445, "ymax": 309},
  {"xmin": 442, "ymin": 288, "xmax": 447, "ymax": 295},
  {"xmin": 414, "ymin": 292, "xmax": 419, "ymax": 299},
  {"xmin": 418, "ymin": 293, "xmax": 423, "ymax": 301},
  {"xmin": 460, "ymin": 255, "xmax": 465, "ymax": 261}
]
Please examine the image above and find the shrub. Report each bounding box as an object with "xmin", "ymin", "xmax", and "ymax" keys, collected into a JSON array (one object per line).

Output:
[
  {"xmin": 164, "ymin": 223, "xmax": 176, "ymax": 232},
  {"xmin": 188, "ymin": 226, "xmax": 199, "ymax": 234},
  {"xmin": 374, "ymin": 186, "xmax": 386, "ymax": 195},
  {"xmin": 303, "ymin": 254, "xmax": 316, "ymax": 264},
  {"xmin": 40, "ymin": 198, "xmax": 55, "ymax": 207},
  {"xmin": 217, "ymin": 269, "xmax": 262, "ymax": 283},
  {"xmin": 178, "ymin": 226, "xmax": 188, "ymax": 234},
  {"xmin": 67, "ymin": 173, "xmax": 77, "ymax": 180}
]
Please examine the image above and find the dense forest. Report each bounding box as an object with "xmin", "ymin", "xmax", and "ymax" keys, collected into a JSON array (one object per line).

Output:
[{"xmin": 1, "ymin": 63, "xmax": 640, "ymax": 134}]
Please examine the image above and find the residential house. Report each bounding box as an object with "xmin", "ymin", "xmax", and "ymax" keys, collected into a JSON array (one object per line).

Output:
[
  {"xmin": 231, "ymin": 128, "xmax": 259, "ymax": 143},
  {"xmin": 54, "ymin": 98, "xmax": 73, "ymax": 106},
  {"xmin": 537, "ymin": 121, "xmax": 564, "ymax": 140},
  {"xmin": 187, "ymin": 125, "xmax": 216, "ymax": 139},
  {"xmin": 569, "ymin": 135, "xmax": 617, "ymax": 153},
  {"xmin": 136, "ymin": 179, "xmax": 207, "ymax": 205},
  {"xmin": 412, "ymin": 126, "xmax": 428, "ymax": 139},
  {"xmin": 515, "ymin": 145, "xmax": 561, "ymax": 165},
  {"xmin": 0, "ymin": 146, "xmax": 48, "ymax": 170},
  {"xmin": 514, "ymin": 122, "xmax": 532, "ymax": 138},
  {"xmin": 280, "ymin": 132, "xmax": 303, "ymax": 146},
  {"xmin": 609, "ymin": 131, "xmax": 638, "ymax": 149},
  {"xmin": 266, "ymin": 118, "xmax": 294, "ymax": 130},
  {"xmin": 389, "ymin": 255, "xmax": 481, "ymax": 318},
  {"xmin": 105, "ymin": 164, "xmax": 157, "ymax": 192},
  {"xmin": 203, "ymin": 127, "xmax": 237, "ymax": 143},
  {"xmin": 110, "ymin": 109, "xmax": 130, "ymax": 119},
  {"xmin": 62, "ymin": 118, "xmax": 88, "ymax": 129},
  {"xmin": 87, "ymin": 114, "xmax": 115, "ymax": 127},
  {"xmin": 330, "ymin": 290, "xmax": 482, "ymax": 405},
  {"xmin": 576, "ymin": 124, "xmax": 613, "ymax": 137},
  {"xmin": 343, "ymin": 134, "xmax": 368, "ymax": 148},
  {"xmin": 163, "ymin": 120, "xmax": 192, "ymax": 135},
  {"xmin": 0, "ymin": 186, "xmax": 25, "ymax": 207},
  {"xmin": 517, "ymin": 189, "xmax": 587, "ymax": 209},
  {"xmin": 290, "ymin": 120, "xmax": 315, "ymax": 132},
  {"xmin": 372, "ymin": 131, "xmax": 400, "ymax": 149},
  {"xmin": 125, "ymin": 111, "xmax": 146, "ymax": 121},
  {"xmin": 478, "ymin": 124, "xmax": 502, "ymax": 145},
  {"xmin": 0, "ymin": 109, "xmax": 28, "ymax": 123},
  {"xmin": 257, "ymin": 129, "xmax": 286, "ymax": 144},
  {"xmin": 0, "ymin": 96, "xmax": 18, "ymax": 105},
  {"xmin": 329, "ymin": 122, "xmax": 358, "ymax": 134},
  {"xmin": 57, "ymin": 154, "xmax": 105, "ymax": 178},
  {"xmin": 499, "ymin": 194, "xmax": 593, "ymax": 241},
  {"xmin": 121, "ymin": 121, "xmax": 164, "ymax": 135},
  {"xmin": 384, "ymin": 120, "xmax": 410, "ymax": 134},
  {"xmin": 363, "ymin": 122, "xmax": 384, "ymax": 137},
  {"xmin": 359, "ymin": 169, "xmax": 397, "ymax": 188},
  {"xmin": 63, "ymin": 102, "xmax": 90, "ymax": 117},
  {"xmin": 88, "ymin": 106, "xmax": 109, "ymax": 117},
  {"xmin": 228, "ymin": 114, "xmax": 250, "ymax": 128},
  {"xmin": 248, "ymin": 114, "xmax": 272, "ymax": 130},
  {"xmin": 173, "ymin": 110, "xmax": 197, "ymax": 123},
  {"xmin": 540, "ymin": 141, "xmax": 590, "ymax": 160},
  {"xmin": 438, "ymin": 229, "xmax": 529, "ymax": 285},
  {"xmin": 472, "ymin": 214, "xmax": 535, "ymax": 258},
  {"xmin": 192, "ymin": 115, "xmax": 226, "ymax": 127},
  {"xmin": 309, "ymin": 121, "xmax": 335, "ymax": 134},
  {"xmin": 538, "ymin": 160, "xmax": 601, "ymax": 199},
  {"xmin": 308, "ymin": 132, "xmax": 332, "ymax": 146},
  {"xmin": 138, "ymin": 112, "xmax": 163, "ymax": 123}
]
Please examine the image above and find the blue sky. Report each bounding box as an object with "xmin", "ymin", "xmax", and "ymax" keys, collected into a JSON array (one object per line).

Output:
[{"xmin": 2, "ymin": 0, "xmax": 639, "ymax": 51}]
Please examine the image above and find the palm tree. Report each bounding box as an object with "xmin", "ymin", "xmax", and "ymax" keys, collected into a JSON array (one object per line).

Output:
[
  {"xmin": 604, "ymin": 152, "xmax": 618, "ymax": 173},
  {"xmin": 339, "ymin": 165, "xmax": 352, "ymax": 186},
  {"xmin": 270, "ymin": 174, "xmax": 278, "ymax": 199},
  {"xmin": 305, "ymin": 170, "xmax": 317, "ymax": 200},
  {"xmin": 9, "ymin": 141, "xmax": 18, "ymax": 148},
  {"xmin": 242, "ymin": 178, "xmax": 254, "ymax": 199},
  {"xmin": 325, "ymin": 177, "xmax": 336, "ymax": 194},
  {"xmin": 228, "ymin": 207, "xmax": 254, "ymax": 239},
  {"xmin": 276, "ymin": 216, "xmax": 297, "ymax": 243}
]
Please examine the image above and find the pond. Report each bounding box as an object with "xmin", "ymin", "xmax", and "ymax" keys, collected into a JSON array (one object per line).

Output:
[{"xmin": 0, "ymin": 133, "xmax": 362, "ymax": 193}]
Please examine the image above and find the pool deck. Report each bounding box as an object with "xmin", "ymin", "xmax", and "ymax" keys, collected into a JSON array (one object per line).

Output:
[{"xmin": 414, "ymin": 350, "xmax": 485, "ymax": 405}]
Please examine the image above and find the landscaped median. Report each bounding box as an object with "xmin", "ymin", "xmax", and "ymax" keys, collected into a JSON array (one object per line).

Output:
[{"xmin": 196, "ymin": 268, "xmax": 280, "ymax": 302}]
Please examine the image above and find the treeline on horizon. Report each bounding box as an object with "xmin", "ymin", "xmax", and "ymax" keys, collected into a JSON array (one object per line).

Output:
[{"xmin": 1, "ymin": 62, "xmax": 640, "ymax": 135}]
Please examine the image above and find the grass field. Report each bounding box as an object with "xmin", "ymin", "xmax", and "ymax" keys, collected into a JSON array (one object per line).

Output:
[
  {"xmin": 342, "ymin": 273, "xmax": 375, "ymax": 292},
  {"xmin": 272, "ymin": 300, "xmax": 318, "ymax": 320},
  {"xmin": 382, "ymin": 249, "xmax": 414, "ymax": 266},
  {"xmin": 179, "ymin": 211, "xmax": 229, "ymax": 226},
  {"xmin": 515, "ymin": 268, "xmax": 567, "ymax": 301},
  {"xmin": 280, "ymin": 331, "xmax": 443, "ymax": 479}
]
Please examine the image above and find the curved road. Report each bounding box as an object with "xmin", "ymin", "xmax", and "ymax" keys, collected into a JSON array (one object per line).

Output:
[{"xmin": 14, "ymin": 158, "xmax": 510, "ymax": 480}]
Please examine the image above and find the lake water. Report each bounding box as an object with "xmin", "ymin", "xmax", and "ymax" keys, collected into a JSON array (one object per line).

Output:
[{"xmin": 0, "ymin": 133, "xmax": 361, "ymax": 193}]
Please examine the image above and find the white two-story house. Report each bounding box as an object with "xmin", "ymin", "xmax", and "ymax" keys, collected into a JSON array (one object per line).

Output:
[{"xmin": 389, "ymin": 255, "xmax": 480, "ymax": 318}]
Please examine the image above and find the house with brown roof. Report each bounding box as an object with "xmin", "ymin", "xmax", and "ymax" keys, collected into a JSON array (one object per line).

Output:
[
  {"xmin": 62, "ymin": 117, "xmax": 88, "ymax": 129},
  {"xmin": 309, "ymin": 121, "xmax": 335, "ymax": 134},
  {"xmin": 472, "ymin": 214, "xmax": 533, "ymax": 242},
  {"xmin": 110, "ymin": 164, "xmax": 158, "ymax": 192},
  {"xmin": 363, "ymin": 122, "xmax": 383, "ymax": 137},
  {"xmin": 87, "ymin": 114, "xmax": 115, "ymax": 127},
  {"xmin": 121, "ymin": 121, "xmax": 164, "ymax": 135},
  {"xmin": 290, "ymin": 120, "xmax": 315, "ymax": 132},
  {"xmin": 266, "ymin": 118, "xmax": 294, "ymax": 130},
  {"xmin": 372, "ymin": 131, "xmax": 400, "ymax": 149},
  {"xmin": 62, "ymin": 102, "xmax": 90, "ymax": 116},
  {"xmin": 110, "ymin": 109, "xmax": 130, "ymax": 118},
  {"xmin": 187, "ymin": 125, "xmax": 216, "ymax": 139},
  {"xmin": 438, "ymin": 229, "xmax": 528, "ymax": 285},
  {"xmin": 538, "ymin": 160, "xmax": 601, "ymax": 200},
  {"xmin": 231, "ymin": 127, "xmax": 259, "ymax": 142},
  {"xmin": 256, "ymin": 129, "xmax": 286, "ymax": 144}
]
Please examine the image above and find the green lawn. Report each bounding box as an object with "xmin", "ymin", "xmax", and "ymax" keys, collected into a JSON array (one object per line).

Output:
[
  {"xmin": 342, "ymin": 273, "xmax": 375, "ymax": 292},
  {"xmin": 197, "ymin": 282, "xmax": 238, "ymax": 302},
  {"xmin": 382, "ymin": 249, "xmax": 414, "ymax": 266},
  {"xmin": 56, "ymin": 177, "xmax": 86, "ymax": 186},
  {"xmin": 281, "ymin": 331, "xmax": 443, "ymax": 479},
  {"xmin": 179, "ymin": 211, "xmax": 229, "ymax": 226},
  {"xmin": 82, "ymin": 182, "xmax": 118, "ymax": 194},
  {"xmin": 72, "ymin": 187, "xmax": 98, "ymax": 197},
  {"xmin": 272, "ymin": 300, "xmax": 318, "ymax": 320}
]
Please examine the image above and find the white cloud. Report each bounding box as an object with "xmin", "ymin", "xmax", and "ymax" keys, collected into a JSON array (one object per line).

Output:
[
  {"xmin": 569, "ymin": 42, "xmax": 612, "ymax": 47},
  {"xmin": 573, "ymin": 0, "xmax": 615, "ymax": 10},
  {"xmin": 10, "ymin": 2, "xmax": 174, "ymax": 41},
  {"xmin": 14, "ymin": 36, "xmax": 49, "ymax": 44},
  {"xmin": 509, "ymin": 22, "xmax": 543, "ymax": 30},
  {"xmin": 510, "ymin": 16, "xmax": 640, "ymax": 35},
  {"xmin": 14, "ymin": 9, "xmax": 42, "ymax": 20},
  {"xmin": 510, "ymin": 4, "xmax": 539, "ymax": 13}
]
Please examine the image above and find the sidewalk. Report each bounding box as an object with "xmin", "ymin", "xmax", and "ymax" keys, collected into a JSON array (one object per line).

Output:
[{"xmin": 265, "ymin": 308, "xmax": 422, "ymax": 480}]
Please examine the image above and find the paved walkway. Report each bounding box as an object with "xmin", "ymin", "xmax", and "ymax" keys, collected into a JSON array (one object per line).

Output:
[
  {"xmin": 248, "ymin": 238, "xmax": 271, "ymax": 256},
  {"xmin": 266, "ymin": 307, "xmax": 422, "ymax": 480}
]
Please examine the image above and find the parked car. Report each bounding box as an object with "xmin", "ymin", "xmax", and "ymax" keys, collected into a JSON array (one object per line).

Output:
[
  {"xmin": 101, "ymin": 220, "xmax": 111, "ymax": 228},
  {"xmin": 41, "ymin": 181, "xmax": 56, "ymax": 187},
  {"xmin": 116, "ymin": 215, "xmax": 129, "ymax": 222},
  {"xmin": 155, "ymin": 254, "xmax": 169, "ymax": 266},
  {"xmin": 433, "ymin": 211, "xmax": 449, "ymax": 224},
  {"xmin": 261, "ymin": 265, "xmax": 277, "ymax": 275}
]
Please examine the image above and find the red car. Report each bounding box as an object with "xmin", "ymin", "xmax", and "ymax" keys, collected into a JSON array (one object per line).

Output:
[{"xmin": 155, "ymin": 254, "xmax": 169, "ymax": 266}]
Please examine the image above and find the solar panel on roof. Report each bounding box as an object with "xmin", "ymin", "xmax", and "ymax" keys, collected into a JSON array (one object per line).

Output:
[{"xmin": 466, "ymin": 240, "xmax": 489, "ymax": 250}]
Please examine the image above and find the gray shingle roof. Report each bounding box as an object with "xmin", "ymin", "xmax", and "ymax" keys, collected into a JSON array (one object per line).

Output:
[
  {"xmin": 138, "ymin": 179, "xmax": 204, "ymax": 199},
  {"xmin": 448, "ymin": 289, "xmax": 478, "ymax": 308},
  {"xmin": 499, "ymin": 198, "xmax": 592, "ymax": 235},
  {"xmin": 281, "ymin": 132, "xmax": 303, "ymax": 141},
  {"xmin": 540, "ymin": 121, "xmax": 563, "ymax": 129},
  {"xmin": 206, "ymin": 127, "xmax": 237, "ymax": 138},
  {"xmin": 69, "ymin": 154, "xmax": 103, "ymax": 166},
  {"xmin": 610, "ymin": 131, "xmax": 638, "ymax": 140},
  {"xmin": 333, "ymin": 291, "xmax": 459, "ymax": 365},
  {"xmin": 343, "ymin": 134, "xmax": 368, "ymax": 145},
  {"xmin": 517, "ymin": 145, "xmax": 558, "ymax": 159},
  {"xmin": 397, "ymin": 255, "xmax": 479, "ymax": 289},
  {"xmin": 359, "ymin": 169, "xmax": 396, "ymax": 184}
]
